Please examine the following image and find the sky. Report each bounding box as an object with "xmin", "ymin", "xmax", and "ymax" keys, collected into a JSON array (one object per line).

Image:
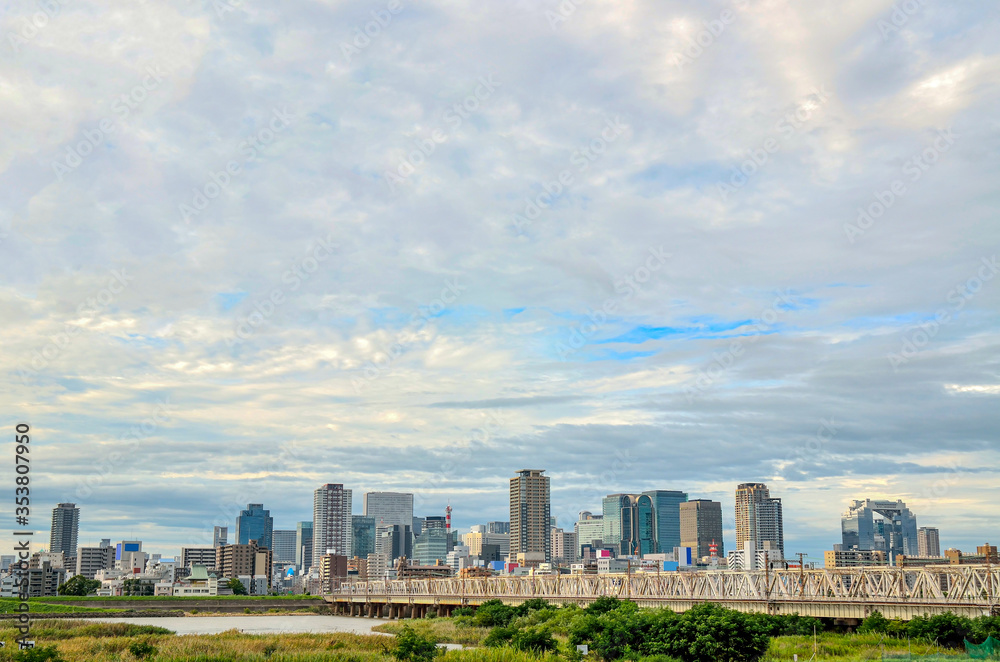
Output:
[{"xmin": 1, "ymin": 0, "xmax": 998, "ymax": 565}]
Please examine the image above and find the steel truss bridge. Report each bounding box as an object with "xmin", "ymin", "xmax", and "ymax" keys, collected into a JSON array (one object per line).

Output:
[{"xmin": 327, "ymin": 566, "xmax": 999, "ymax": 621}]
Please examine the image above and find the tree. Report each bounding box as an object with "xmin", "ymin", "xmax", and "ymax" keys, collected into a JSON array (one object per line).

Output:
[
  {"xmin": 226, "ymin": 578, "xmax": 248, "ymax": 595},
  {"xmin": 57, "ymin": 574, "xmax": 102, "ymax": 596},
  {"xmin": 392, "ymin": 624, "xmax": 440, "ymax": 662}
]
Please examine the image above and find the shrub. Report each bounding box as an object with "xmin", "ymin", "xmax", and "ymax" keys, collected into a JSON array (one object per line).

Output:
[
  {"xmin": 858, "ymin": 610, "xmax": 891, "ymax": 634},
  {"xmin": 474, "ymin": 600, "xmax": 516, "ymax": 627},
  {"xmin": 483, "ymin": 626, "xmax": 517, "ymax": 648},
  {"xmin": 511, "ymin": 627, "xmax": 558, "ymax": 654},
  {"xmin": 515, "ymin": 598, "xmax": 551, "ymax": 615},
  {"xmin": 452, "ymin": 607, "xmax": 475, "ymax": 617},
  {"xmin": 393, "ymin": 624, "xmax": 440, "ymax": 662},
  {"xmin": 127, "ymin": 640, "xmax": 157, "ymax": 659},
  {"xmin": 585, "ymin": 596, "xmax": 624, "ymax": 616},
  {"xmin": 907, "ymin": 612, "xmax": 973, "ymax": 648},
  {"xmin": 8, "ymin": 647, "xmax": 66, "ymax": 662}
]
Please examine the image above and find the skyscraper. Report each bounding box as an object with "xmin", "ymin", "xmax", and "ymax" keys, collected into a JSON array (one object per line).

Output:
[
  {"xmin": 509, "ymin": 469, "xmax": 551, "ymax": 561},
  {"xmin": 643, "ymin": 490, "xmax": 689, "ymax": 553},
  {"xmin": 917, "ymin": 527, "xmax": 941, "ymax": 557},
  {"xmin": 235, "ymin": 504, "xmax": 273, "ymax": 550},
  {"xmin": 574, "ymin": 511, "xmax": 604, "ymax": 555},
  {"xmin": 680, "ymin": 499, "xmax": 724, "ymax": 559},
  {"xmin": 213, "ymin": 526, "xmax": 228, "ymax": 547},
  {"xmin": 841, "ymin": 499, "xmax": 918, "ymax": 563},
  {"xmin": 313, "ymin": 484, "xmax": 352, "ymax": 558},
  {"xmin": 351, "ymin": 515, "xmax": 376, "ymax": 559},
  {"xmin": 486, "ymin": 521, "xmax": 510, "ymax": 535},
  {"xmin": 50, "ymin": 503, "xmax": 80, "ymax": 574},
  {"xmin": 295, "ymin": 521, "xmax": 313, "ymax": 571},
  {"xmin": 272, "ymin": 529, "xmax": 297, "ymax": 564},
  {"xmin": 363, "ymin": 492, "xmax": 414, "ymax": 530},
  {"xmin": 735, "ymin": 483, "xmax": 784, "ymax": 556}
]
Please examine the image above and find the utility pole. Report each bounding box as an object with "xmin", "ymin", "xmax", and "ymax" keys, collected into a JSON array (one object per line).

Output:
[{"xmin": 795, "ymin": 553, "xmax": 806, "ymax": 597}]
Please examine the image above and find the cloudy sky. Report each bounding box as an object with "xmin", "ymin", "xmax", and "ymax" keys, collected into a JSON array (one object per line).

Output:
[{"xmin": 2, "ymin": 0, "xmax": 998, "ymax": 564}]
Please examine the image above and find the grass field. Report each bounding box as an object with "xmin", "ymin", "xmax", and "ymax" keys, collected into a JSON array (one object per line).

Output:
[
  {"xmin": 0, "ymin": 599, "xmax": 123, "ymax": 614},
  {"xmin": 33, "ymin": 594, "xmax": 322, "ymax": 602}
]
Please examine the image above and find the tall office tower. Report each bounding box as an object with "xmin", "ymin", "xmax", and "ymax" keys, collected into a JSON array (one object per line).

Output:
[
  {"xmin": 272, "ymin": 529, "xmax": 297, "ymax": 564},
  {"xmin": 601, "ymin": 494, "xmax": 626, "ymax": 551},
  {"xmin": 295, "ymin": 521, "xmax": 313, "ymax": 571},
  {"xmin": 413, "ymin": 527, "xmax": 448, "ymax": 565},
  {"xmin": 235, "ymin": 504, "xmax": 273, "ymax": 550},
  {"xmin": 376, "ymin": 524, "xmax": 412, "ymax": 560},
  {"xmin": 351, "ymin": 516, "xmax": 376, "ymax": 559},
  {"xmin": 574, "ymin": 511, "xmax": 604, "ymax": 555},
  {"xmin": 680, "ymin": 499, "xmax": 725, "ymax": 559},
  {"xmin": 423, "ymin": 516, "xmax": 447, "ymax": 530},
  {"xmin": 50, "ymin": 503, "xmax": 80, "ymax": 573},
  {"xmin": 487, "ymin": 521, "xmax": 510, "ymax": 535},
  {"xmin": 363, "ymin": 492, "xmax": 414, "ymax": 530},
  {"xmin": 601, "ymin": 495, "xmax": 657, "ymax": 556},
  {"xmin": 643, "ymin": 490, "xmax": 689, "ymax": 553},
  {"xmin": 213, "ymin": 526, "xmax": 228, "ymax": 547},
  {"xmin": 313, "ymin": 484, "xmax": 352, "ymax": 557},
  {"xmin": 509, "ymin": 469, "xmax": 551, "ymax": 561},
  {"xmin": 841, "ymin": 499, "xmax": 918, "ymax": 563},
  {"xmin": 735, "ymin": 482, "xmax": 785, "ymax": 556},
  {"xmin": 917, "ymin": 527, "xmax": 941, "ymax": 557}
]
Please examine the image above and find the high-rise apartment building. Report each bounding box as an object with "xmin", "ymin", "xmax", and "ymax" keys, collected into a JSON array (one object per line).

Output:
[
  {"xmin": 216, "ymin": 542, "xmax": 272, "ymax": 585},
  {"xmin": 313, "ymin": 484, "xmax": 352, "ymax": 558},
  {"xmin": 272, "ymin": 529, "xmax": 297, "ymax": 564},
  {"xmin": 643, "ymin": 490, "xmax": 689, "ymax": 553},
  {"xmin": 50, "ymin": 503, "xmax": 80, "ymax": 574},
  {"xmin": 735, "ymin": 483, "xmax": 784, "ymax": 556},
  {"xmin": 213, "ymin": 526, "xmax": 228, "ymax": 547},
  {"xmin": 917, "ymin": 527, "xmax": 941, "ymax": 558},
  {"xmin": 509, "ymin": 469, "xmax": 551, "ymax": 561},
  {"xmin": 296, "ymin": 521, "xmax": 313, "ymax": 571},
  {"xmin": 841, "ymin": 499, "xmax": 917, "ymax": 563},
  {"xmin": 76, "ymin": 541, "xmax": 114, "ymax": 580},
  {"xmin": 551, "ymin": 528, "xmax": 578, "ymax": 564},
  {"xmin": 351, "ymin": 516, "xmax": 376, "ymax": 559},
  {"xmin": 181, "ymin": 547, "xmax": 219, "ymax": 569},
  {"xmin": 679, "ymin": 499, "xmax": 724, "ymax": 559},
  {"xmin": 235, "ymin": 504, "xmax": 273, "ymax": 550},
  {"xmin": 363, "ymin": 492, "xmax": 414, "ymax": 530}
]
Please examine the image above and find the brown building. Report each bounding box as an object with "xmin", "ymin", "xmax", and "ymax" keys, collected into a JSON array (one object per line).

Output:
[
  {"xmin": 680, "ymin": 499, "xmax": 724, "ymax": 560},
  {"xmin": 510, "ymin": 469, "xmax": 551, "ymax": 562},
  {"xmin": 319, "ymin": 554, "xmax": 348, "ymax": 593},
  {"xmin": 216, "ymin": 542, "xmax": 272, "ymax": 586}
]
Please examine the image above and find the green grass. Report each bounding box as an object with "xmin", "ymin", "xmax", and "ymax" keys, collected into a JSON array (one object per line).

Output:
[
  {"xmin": 375, "ymin": 618, "xmax": 492, "ymax": 646},
  {"xmin": 763, "ymin": 632, "xmax": 964, "ymax": 661},
  {"xmin": 0, "ymin": 599, "xmax": 123, "ymax": 614}
]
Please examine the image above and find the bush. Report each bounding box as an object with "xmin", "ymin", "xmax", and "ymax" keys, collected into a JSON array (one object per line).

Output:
[
  {"xmin": 515, "ymin": 598, "xmax": 551, "ymax": 615},
  {"xmin": 474, "ymin": 600, "xmax": 516, "ymax": 627},
  {"xmin": 858, "ymin": 610, "xmax": 892, "ymax": 634},
  {"xmin": 906, "ymin": 612, "xmax": 973, "ymax": 648},
  {"xmin": 127, "ymin": 640, "xmax": 157, "ymax": 659},
  {"xmin": 511, "ymin": 627, "xmax": 558, "ymax": 653},
  {"xmin": 585, "ymin": 596, "xmax": 624, "ymax": 616},
  {"xmin": 452, "ymin": 607, "xmax": 475, "ymax": 617},
  {"xmin": 483, "ymin": 626, "xmax": 517, "ymax": 648},
  {"xmin": 8, "ymin": 647, "xmax": 66, "ymax": 662},
  {"xmin": 393, "ymin": 624, "xmax": 440, "ymax": 662},
  {"xmin": 970, "ymin": 615, "xmax": 1000, "ymax": 642}
]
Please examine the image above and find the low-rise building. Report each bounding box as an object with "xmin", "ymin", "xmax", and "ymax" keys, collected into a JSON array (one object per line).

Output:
[{"xmin": 825, "ymin": 549, "xmax": 887, "ymax": 568}]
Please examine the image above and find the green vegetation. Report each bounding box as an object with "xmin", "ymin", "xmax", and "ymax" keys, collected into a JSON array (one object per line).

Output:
[
  {"xmin": 227, "ymin": 578, "xmax": 249, "ymax": 595},
  {"xmin": 392, "ymin": 624, "xmax": 441, "ymax": 662},
  {"xmin": 34, "ymin": 593, "xmax": 319, "ymax": 602},
  {"xmin": 858, "ymin": 610, "xmax": 1000, "ymax": 647},
  {"xmin": 0, "ymin": 599, "xmax": 121, "ymax": 615},
  {"xmin": 55, "ymin": 576, "xmax": 101, "ymax": 597}
]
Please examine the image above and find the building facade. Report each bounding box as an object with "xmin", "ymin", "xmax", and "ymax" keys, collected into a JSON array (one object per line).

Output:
[
  {"xmin": 917, "ymin": 527, "xmax": 941, "ymax": 558},
  {"xmin": 551, "ymin": 528, "xmax": 578, "ymax": 565},
  {"xmin": 486, "ymin": 521, "xmax": 510, "ymax": 535},
  {"xmin": 680, "ymin": 499, "xmax": 724, "ymax": 560},
  {"xmin": 235, "ymin": 504, "xmax": 274, "ymax": 550},
  {"xmin": 272, "ymin": 530, "xmax": 297, "ymax": 564},
  {"xmin": 181, "ymin": 547, "xmax": 218, "ymax": 570},
  {"xmin": 216, "ymin": 542, "xmax": 272, "ymax": 585},
  {"xmin": 362, "ymin": 492, "xmax": 414, "ymax": 530},
  {"xmin": 643, "ymin": 490, "xmax": 689, "ymax": 554},
  {"xmin": 510, "ymin": 469, "xmax": 551, "ymax": 562},
  {"xmin": 574, "ymin": 512, "xmax": 604, "ymax": 555},
  {"xmin": 313, "ymin": 484, "xmax": 352, "ymax": 558},
  {"xmin": 296, "ymin": 521, "xmax": 313, "ymax": 571},
  {"xmin": 841, "ymin": 499, "xmax": 918, "ymax": 563},
  {"xmin": 76, "ymin": 543, "xmax": 114, "ymax": 580},
  {"xmin": 213, "ymin": 526, "xmax": 228, "ymax": 547},
  {"xmin": 50, "ymin": 503, "xmax": 80, "ymax": 575},
  {"xmin": 351, "ymin": 516, "xmax": 376, "ymax": 560},
  {"xmin": 735, "ymin": 483, "xmax": 784, "ymax": 556}
]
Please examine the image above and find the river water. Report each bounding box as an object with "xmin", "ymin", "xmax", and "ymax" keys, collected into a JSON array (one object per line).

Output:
[{"xmin": 88, "ymin": 615, "xmax": 389, "ymax": 635}]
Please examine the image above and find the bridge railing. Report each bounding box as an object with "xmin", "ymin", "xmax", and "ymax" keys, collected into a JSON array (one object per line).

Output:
[{"xmin": 332, "ymin": 566, "xmax": 999, "ymax": 608}]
